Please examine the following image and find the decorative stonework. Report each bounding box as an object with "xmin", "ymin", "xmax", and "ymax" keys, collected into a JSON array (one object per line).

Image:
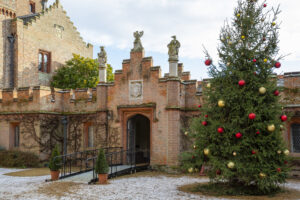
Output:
[
  {"xmin": 54, "ymin": 24, "xmax": 64, "ymax": 38},
  {"xmin": 131, "ymin": 31, "xmax": 144, "ymax": 52},
  {"xmin": 167, "ymin": 36, "xmax": 180, "ymax": 61},
  {"xmin": 129, "ymin": 80, "xmax": 143, "ymax": 100}
]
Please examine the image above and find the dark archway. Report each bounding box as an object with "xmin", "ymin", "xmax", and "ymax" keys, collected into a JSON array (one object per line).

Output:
[{"xmin": 127, "ymin": 114, "xmax": 150, "ymax": 164}]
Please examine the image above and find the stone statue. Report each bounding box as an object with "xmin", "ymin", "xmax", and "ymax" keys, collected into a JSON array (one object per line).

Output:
[
  {"xmin": 167, "ymin": 36, "xmax": 181, "ymax": 60},
  {"xmin": 98, "ymin": 46, "xmax": 107, "ymax": 67},
  {"xmin": 131, "ymin": 31, "xmax": 144, "ymax": 52}
]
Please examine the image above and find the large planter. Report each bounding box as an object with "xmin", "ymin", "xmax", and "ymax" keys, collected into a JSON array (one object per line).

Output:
[
  {"xmin": 98, "ymin": 173, "xmax": 108, "ymax": 184},
  {"xmin": 50, "ymin": 170, "xmax": 60, "ymax": 181}
]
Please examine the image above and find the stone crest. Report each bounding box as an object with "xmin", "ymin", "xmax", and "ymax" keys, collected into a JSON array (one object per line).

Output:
[
  {"xmin": 98, "ymin": 46, "xmax": 107, "ymax": 68},
  {"xmin": 129, "ymin": 80, "xmax": 143, "ymax": 100},
  {"xmin": 131, "ymin": 31, "xmax": 144, "ymax": 52},
  {"xmin": 167, "ymin": 36, "xmax": 180, "ymax": 61}
]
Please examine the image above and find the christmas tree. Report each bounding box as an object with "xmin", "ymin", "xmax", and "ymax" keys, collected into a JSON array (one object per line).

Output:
[{"xmin": 182, "ymin": 0, "xmax": 290, "ymax": 195}]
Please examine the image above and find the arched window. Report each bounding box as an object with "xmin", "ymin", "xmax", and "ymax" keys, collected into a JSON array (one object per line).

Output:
[
  {"xmin": 38, "ymin": 50, "xmax": 51, "ymax": 73},
  {"xmin": 29, "ymin": 1, "xmax": 36, "ymax": 13},
  {"xmin": 291, "ymin": 124, "xmax": 300, "ymax": 153}
]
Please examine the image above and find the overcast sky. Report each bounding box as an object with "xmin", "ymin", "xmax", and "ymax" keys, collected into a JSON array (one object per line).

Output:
[{"xmin": 50, "ymin": 0, "xmax": 300, "ymax": 80}]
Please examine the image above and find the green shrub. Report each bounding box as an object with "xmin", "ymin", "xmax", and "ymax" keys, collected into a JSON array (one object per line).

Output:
[
  {"xmin": 0, "ymin": 150, "xmax": 40, "ymax": 168},
  {"xmin": 95, "ymin": 149, "xmax": 109, "ymax": 174},
  {"xmin": 49, "ymin": 145, "xmax": 61, "ymax": 171}
]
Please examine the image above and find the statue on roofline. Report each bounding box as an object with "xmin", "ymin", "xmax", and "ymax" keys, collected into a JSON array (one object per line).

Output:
[
  {"xmin": 131, "ymin": 31, "xmax": 144, "ymax": 52},
  {"xmin": 168, "ymin": 35, "xmax": 180, "ymax": 61},
  {"xmin": 98, "ymin": 46, "xmax": 107, "ymax": 68}
]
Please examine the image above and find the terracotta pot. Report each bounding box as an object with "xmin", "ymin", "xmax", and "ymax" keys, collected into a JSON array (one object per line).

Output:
[
  {"xmin": 98, "ymin": 173, "xmax": 108, "ymax": 184},
  {"xmin": 50, "ymin": 170, "xmax": 60, "ymax": 181}
]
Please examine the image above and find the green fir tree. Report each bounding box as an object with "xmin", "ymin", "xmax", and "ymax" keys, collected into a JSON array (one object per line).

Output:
[{"xmin": 182, "ymin": 0, "xmax": 290, "ymax": 195}]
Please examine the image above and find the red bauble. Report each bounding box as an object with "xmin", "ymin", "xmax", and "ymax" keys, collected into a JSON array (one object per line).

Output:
[
  {"xmin": 252, "ymin": 150, "xmax": 256, "ymax": 155},
  {"xmin": 284, "ymin": 161, "xmax": 288, "ymax": 164},
  {"xmin": 262, "ymin": 37, "xmax": 266, "ymax": 41},
  {"xmin": 248, "ymin": 113, "xmax": 256, "ymax": 120},
  {"xmin": 216, "ymin": 169, "xmax": 221, "ymax": 175},
  {"xmin": 192, "ymin": 155, "xmax": 195, "ymax": 159},
  {"xmin": 205, "ymin": 59, "xmax": 212, "ymax": 66},
  {"xmin": 275, "ymin": 62, "xmax": 281, "ymax": 68},
  {"xmin": 217, "ymin": 127, "xmax": 224, "ymax": 133},
  {"xmin": 202, "ymin": 121, "xmax": 208, "ymax": 126},
  {"xmin": 263, "ymin": 4, "xmax": 267, "ymax": 7},
  {"xmin": 238, "ymin": 80, "xmax": 246, "ymax": 86},
  {"xmin": 277, "ymin": 168, "xmax": 281, "ymax": 172},
  {"xmin": 235, "ymin": 132, "xmax": 242, "ymax": 139},
  {"xmin": 253, "ymin": 71, "xmax": 257, "ymax": 75},
  {"xmin": 274, "ymin": 90, "xmax": 280, "ymax": 96},
  {"xmin": 198, "ymin": 104, "xmax": 202, "ymax": 108},
  {"xmin": 205, "ymin": 115, "xmax": 208, "ymax": 118},
  {"xmin": 281, "ymin": 115, "xmax": 287, "ymax": 122},
  {"xmin": 256, "ymin": 131, "xmax": 260, "ymax": 135},
  {"xmin": 253, "ymin": 59, "xmax": 257, "ymax": 63}
]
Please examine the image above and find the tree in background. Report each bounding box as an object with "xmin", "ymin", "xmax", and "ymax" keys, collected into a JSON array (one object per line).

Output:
[
  {"xmin": 51, "ymin": 54, "xmax": 114, "ymax": 89},
  {"xmin": 182, "ymin": 0, "xmax": 290, "ymax": 195}
]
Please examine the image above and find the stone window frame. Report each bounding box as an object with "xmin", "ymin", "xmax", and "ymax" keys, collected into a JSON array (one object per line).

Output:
[
  {"xmin": 10, "ymin": 122, "xmax": 20, "ymax": 148},
  {"xmin": 38, "ymin": 50, "xmax": 51, "ymax": 73},
  {"xmin": 29, "ymin": 1, "xmax": 36, "ymax": 14},
  {"xmin": 84, "ymin": 122, "xmax": 94, "ymax": 148},
  {"xmin": 291, "ymin": 123, "xmax": 300, "ymax": 153}
]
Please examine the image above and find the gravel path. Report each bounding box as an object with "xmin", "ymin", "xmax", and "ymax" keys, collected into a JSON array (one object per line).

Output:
[{"xmin": 0, "ymin": 168, "xmax": 299, "ymax": 200}]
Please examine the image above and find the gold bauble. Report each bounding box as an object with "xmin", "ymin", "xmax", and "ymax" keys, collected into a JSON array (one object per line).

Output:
[
  {"xmin": 239, "ymin": 40, "xmax": 243, "ymax": 43},
  {"xmin": 218, "ymin": 100, "xmax": 225, "ymax": 108},
  {"xmin": 233, "ymin": 152, "xmax": 237, "ymax": 156},
  {"xmin": 267, "ymin": 124, "xmax": 275, "ymax": 132},
  {"xmin": 264, "ymin": 58, "xmax": 268, "ymax": 63},
  {"xmin": 259, "ymin": 87, "xmax": 266, "ymax": 94},
  {"xmin": 207, "ymin": 83, "xmax": 211, "ymax": 88},
  {"xmin": 193, "ymin": 145, "xmax": 197, "ymax": 149},
  {"xmin": 241, "ymin": 35, "xmax": 245, "ymax": 39},
  {"xmin": 188, "ymin": 167, "xmax": 194, "ymax": 173},
  {"xmin": 228, "ymin": 41, "xmax": 232, "ymax": 45},
  {"xmin": 227, "ymin": 162, "xmax": 235, "ymax": 169},
  {"xmin": 284, "ymin": 149, "xmax": 290, "ymax": 156},
  {"xmin": 226, "ymin": 62, "xmax": 231, "ymax": 66},
  {"xmin": 272, "ymin": 22, "xmax": 276, "ymax": 26},
  {"xmin": 259, "ymin": 172, "xmax": 266, "ymax": 178},
  {"xmin": 277, "ymin": 150, "xmax": 282, "ymax": 154},
  {"xmin": 184, "ymin": 131, "xmax": 188, "ymax": 136},
  {"xmin": 237, "ymin": 13, "xmax": 241, "ymax": 17},
  {"xmin": 204, "ymin": 148, "xmax": 210, "ymax": 156}
]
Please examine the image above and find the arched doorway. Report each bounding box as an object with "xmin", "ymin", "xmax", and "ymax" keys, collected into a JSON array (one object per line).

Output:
[{"xmin": 127, "ymin": 114, "xmax": 150, "ymax": 164}]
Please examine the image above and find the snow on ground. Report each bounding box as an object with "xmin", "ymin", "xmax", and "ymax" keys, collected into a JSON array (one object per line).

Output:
[{"xmin": 0, "ymin": 168, "xmax": 300, "ymax": 200}]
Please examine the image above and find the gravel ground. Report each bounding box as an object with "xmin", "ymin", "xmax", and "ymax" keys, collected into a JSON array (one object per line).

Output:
[{"xmin": 0, "ymin": 168, "xmax": 300, "ymax": 200}]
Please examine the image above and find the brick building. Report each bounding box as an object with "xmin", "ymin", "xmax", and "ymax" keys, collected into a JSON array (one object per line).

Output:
[{"xmin": 0, "ymin": 1, "xmax": 299, "ymax": 167}]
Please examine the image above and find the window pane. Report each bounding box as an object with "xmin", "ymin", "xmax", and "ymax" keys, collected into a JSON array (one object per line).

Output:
[
  {"xmin": 292, "ymin": 124, "xmax": 300, "ymax": 153},
  {"xmin": 15, "ymin": 125, "xmax": 20, "ymax": 147},
  {"xmin": 88, "ymin": 126, "xmax": 94, "ymax": 147},
  {"xmin": 38, "ymin": 53, "xmax": 43, "ymax": 71},
  {"xmin": 43, "ymin": 54, "xmax": 48, "ymax": 72}
]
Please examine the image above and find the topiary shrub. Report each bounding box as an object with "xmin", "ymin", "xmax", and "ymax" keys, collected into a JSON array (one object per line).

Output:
[
  {"xmin": 95, "ymin": 149, "xmax": 109, "ymax": 174},
  {"xmin": 0, "ymin": 150, "xmax": 40, "ymax": 168},
  {"xmin": 49, "ymin": 145, "xmax": 61, "ymax": 171}
]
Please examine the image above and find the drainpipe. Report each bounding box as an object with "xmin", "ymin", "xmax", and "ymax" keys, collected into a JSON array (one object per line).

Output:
[
  {"xmin": 61, "ymin": 116, "xmax": 68, "ymax": 155},
  {"xmin": 7, "ymin": 34, "xmax": 15, "ymax": 88}
]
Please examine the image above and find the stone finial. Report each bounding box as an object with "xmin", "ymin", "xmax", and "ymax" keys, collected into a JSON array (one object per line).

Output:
[
  {"xmin": 167, "ymin": 35, "xmax": 180, "ymax": 61},
  {"xmin": 131, "ymin": 31, "xmax": 144, "ymax": 52},
  {"xmin": 98, "ymin": 46, "xmax": 107, "ymax": 83}
]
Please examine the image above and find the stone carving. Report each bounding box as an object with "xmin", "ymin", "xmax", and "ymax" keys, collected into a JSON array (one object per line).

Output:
[
  {"xmin": 98, "ymin": 46, "xmax": 107, "ymax": 68},
  {"xmin": 131, "ymin": 31, "xmax": 144, "ymax": 52},
  {"xmin": 129, "ymin": 80, "xmax": 143, "ymax": 100},
  {"xmin": 167, "ymin": 36, "xmax": 181, "ymax": 61}
]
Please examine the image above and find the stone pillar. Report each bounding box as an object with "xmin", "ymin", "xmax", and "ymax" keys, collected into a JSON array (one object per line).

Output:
[
  {"xmin": 167, "ymin": 36, "xmax": 180, "ymax": 77},
  {"xmin": 169, "ymin": 59, "xmax": 178, "ymax": 77},
  {"xmin": 98, "ymin": 46, "xmax": 107, "ymax": 83}
]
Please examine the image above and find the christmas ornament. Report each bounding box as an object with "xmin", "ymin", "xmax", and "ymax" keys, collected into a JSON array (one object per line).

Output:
[
  {"xmin": 272, "ymin": 22, "xmax": 276, "ymax": 26},
  {"xmin": 205, "ymin": 115, "xmax": 208, "ymax": 118},
  {"xmin": 192, "ymin": 155, "xmax": 195, "ymax": 159},
  {"xmin": 184, "ymin": 131, "xmax": 188, "ymax": 136},
  {"xmin": 216, "ymin": 169, "xmax": 221, "ymax": 175},
  {"xmin": 248, "ymin": 113, "xmax": 256, "ymax": 120},
  {"xmin": 193, "ymin": 145, "xmax": 197, "ymax": 149},
  {"xmin": 275, "ymin": 62, "xmax": 281, "ymax": 68},
  {"xmin": 263, "ymin": 37, "xmax": 266, "ymax": 41},
  {"xmin": 277, "ymin": 150, "xmax": 282, "ymax": 154},
  {"xmin": 194, "ymin": 168, "xmax": 199, "ymax": 173},
  {"xmin": 227, "ymin": 62, "xmax": 231, "ymax": 66},
  {"xmin": 238, "ymin": 80, "xmax": 246, "ymax": 86},
  {"xmin": 252, "ymin": 150, "xmax": 256, "ymax": 155},
  {"xmin": 228, "ymin": 41, "xmax": 232, "ymax": 45},
  {"xmin": 280, "ymin": 125, "xmax": 284, "ymax": 130},
  {"xmin": 259, "ymin": 87, "xmax": 266, "ymax": 94},
  {"xmin": 256, "ymin": 131, "xmax": 260, "ymax": 135},
  {"xmin": 237, "ymin": 13, "xmax": 241, "ymax": 17},
  {"xmin": 259, "ymin": 173, "xmax": 266, "ymax": 178},
  {"xmin": 218, "ymin": 100, "xmax": 225, "ymax": 108},
  {"xmin": 284, "ymin": 161, "xmax": 288, "ymax": 164},
  {"xmin": 227, "ymin": 162, "xmax": 235, "ymax": 169},
  {"xmin": 284, "ymin": 149, "xmax": 290, "ymax": 156},
  {"xmin": 264, "ymin": 58, "xmax": 268, "ymax": 63},
  {"xmin": 207, "ymin": 83, "xmax": 211, "ymax": 88},
  {"xmin": 203, "ymin": 148, "xmax": 210, "ymax": 155},
  {"xmin": 263, "ymin": 4, "xmax": 267, "ymax": 7},
  {"xmin": 188, "ymin": 167, "xmax": 194, "ymax": 173},
  {"xmin": 235, "ymin": 132, "xmax": 242, "ymax": 139},
  {"xmin": 202, "ymin": 121, "xmax": 208, "ymax": 126},
  {"xmin": 233, "ymin": 152, "xmax": 237, "ymax": 156},
  {"xmin": 205, "ymin": 59, "xmax": 212, "ymax": 66},
  {"xmin": 198, "ymin": 104, "xmax": 202, "ymax": 108},
  {"xmin": 239, "ymin": 40, "xmax": 243, "ymax": 43},
  {"xmin": 273, "ymin": 90, "xmax": 279, "ymax": 96},
  {"xmin": 267, "ymin": 124, "xmax": 275, "ymax": 132},
  {"xmin": 277, "ymin": 168, "xmax": 281, "ymax": 172},
  {"xmin": 281, "ymin": 115, "xmax": 287, "ymax": 122},
  {"xmin": 253, "ymin": 58, "xmax": 257, "ymax": 63},
  {"xmin": 241, "ymin": 35, "xmax": 245, "ymax": 39},
  {"xmin": 218, "ymin": 127, "xmax": 224, "ymax": 133}
]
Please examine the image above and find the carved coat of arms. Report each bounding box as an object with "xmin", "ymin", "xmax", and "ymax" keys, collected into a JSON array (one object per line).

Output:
[{"xmin": 129, "ymin": 80, "xmax": 143, "ymax": 100}]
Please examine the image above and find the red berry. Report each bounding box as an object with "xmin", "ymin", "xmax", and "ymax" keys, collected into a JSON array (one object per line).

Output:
[
  {"xmin": 202, "ymin": 121, "xmax": 208, "ymax": 126},
  {"xmin": 277, "ymin": 168, "xmax": 281, "ymax": 172},
  {"xmin": 249, "ymin": 113, "xmax": 256, "ymax": 120},
  {"xmin": 238, "ymin": 80, "xmax": 246, "ymax": 86},
  {"xmin": 275, "ymin": 62, "xmax": 281, "ymax": 68},
  {"xmin": 205, "ymin": 59, "xmax": 212, "ymax": 66},
  {"xmin": 256, "ymin": 131, "xmax": 260, "ymax": 135},
  {"xmin": 205, "ymin": 115, "xmax": 208, "ymax": 118},
  {"xmin": 235, "ymin": 132, "xmax": 242, "ymax": 139},
  {"xmin": 253, "ymin": 59, "xmax": 257, "ymax": 63},
  {"xmin": 252, "ymin": 150, "xmax": 256, "ymax": 154},
  {"xmin": 198, "ymin": 104, "xmax": 202, "ymax": 108},
  {"xmin": 263, "ymin": 4, "xmax": 267, "ymax": 7},
  {"xmin": 218, "ymin": 127, "xmax": 224, "ymax": 133},
  {"xmin": 274, "ymin": 90, "xmax": 280, "ymax": 96},
  {"xmin": 281, "ymin": 115, "xmax": 287, "ymax": 122}
]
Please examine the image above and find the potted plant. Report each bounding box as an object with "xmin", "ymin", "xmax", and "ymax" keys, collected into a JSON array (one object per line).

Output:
[
  {"xmin": 49, "ymin": 145, "xmax": 61, "ymax": 181},
  {"xmin": 95, "ymin": 148, "xmax": 109, "ymax": 184}
]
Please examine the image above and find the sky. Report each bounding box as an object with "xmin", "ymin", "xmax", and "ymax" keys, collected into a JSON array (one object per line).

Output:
[{"xmin": 49, "ymin": 0, "xmax": 300, "ymax": 80}]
